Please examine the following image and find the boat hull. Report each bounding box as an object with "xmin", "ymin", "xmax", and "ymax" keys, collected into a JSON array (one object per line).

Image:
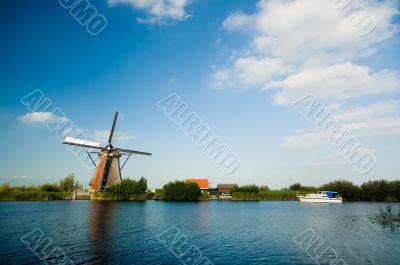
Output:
[{"xmin": 298, "ymin": 197, "xmax": 342, "ymax": 203}]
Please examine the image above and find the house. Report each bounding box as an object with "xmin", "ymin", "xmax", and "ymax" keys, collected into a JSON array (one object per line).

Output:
[
  {"xmin": 217, "ymin": 184, "xmax": 236, "ymax": 197},
  {"xmin": 185, "ymin": 179, "xmax": 209, "ymax": 192}
]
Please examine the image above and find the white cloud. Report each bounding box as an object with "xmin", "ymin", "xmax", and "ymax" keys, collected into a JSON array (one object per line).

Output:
[
  {"xmin": 314, "ymin": 153, "xmax": 347, "ymax": 166},
  {"xmin": 107, "ymin": 0, "xmax": 191, "ymax": 24},
  {"xmin": 234, "ymin": 57, "xmax": 292, "ymax": 87},
  {"xmin": 285, "ymin": 100, "xmax": 400, "ymax": 149},
  {"xmin": 93, "ymin": 130, "xmax": 135, "ymax": 144},
  {"xmin": 223, "ymin": 11, "xmax": 252, "ymax": 30},
  {"xmin": 219, "ymin": 0, "xmax": 400, "ymax": 170},
  {"xmin": 336, "ymin": 100, "xmax": 400, "ymax": 122},
  {"xmin": 215, "ymin": 0, "xmax": 399, "ymax": 93},
  {"xmin": 212, "ymin": 68, "xmax": 234, "ymax": 90},
  {"xmin": 17, "ymin": 112, "xmax": 68, "ymax": 125},
  {"xmin": 270, "ymin": 62, "xmax": 400, "ymax": 104},
  {"xmin": 222, "ymin": 0, "xmax": 397, "ymax": 66},
  {"xmin": 346, "ymin": 117, "xmax": 400, "ymax": 136},
  {"xmin": 283, "ymin": 132, "xmax": 326, "ymax": 149},
  {"xmin": 2, "ymin": 176, "xmax": 31, "ymax": 179}
]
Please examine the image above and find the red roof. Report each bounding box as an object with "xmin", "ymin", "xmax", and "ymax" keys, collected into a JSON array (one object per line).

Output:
[{"xmin": 185, "ymin": 179, "xmax": 209, "ymax": 189}]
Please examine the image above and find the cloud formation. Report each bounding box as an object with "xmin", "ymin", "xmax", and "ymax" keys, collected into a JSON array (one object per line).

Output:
[
  {"xmin": 107, "ymin": 0, "xmax": 191, "ymax": 24},
  {"xmin": 215, "ymin": 0, "xmax": 399, "ymax": 98},
  {"xmin": 17, "ymin": 112, "xmax": 68, "ymax": 125},
  {"xmin": 284, "ymin": 100, "xmax": 400, "ymax": 149}
]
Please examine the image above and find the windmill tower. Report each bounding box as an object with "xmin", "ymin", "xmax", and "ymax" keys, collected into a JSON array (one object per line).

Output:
[{"xmin": 63, "ymin": 112, "xmax": 151, "ymax": 191}]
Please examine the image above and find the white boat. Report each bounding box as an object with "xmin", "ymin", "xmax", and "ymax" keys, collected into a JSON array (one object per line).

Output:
[{"xmin": 297, "ymin": 191, "xmax": 342, "ymax": 203}]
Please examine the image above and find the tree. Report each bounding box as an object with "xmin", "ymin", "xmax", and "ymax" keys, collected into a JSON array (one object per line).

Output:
[
  {"xmin": 137, "ymin": 177, "xmax": 147, "ymax": 195},
  {"xmin": 232, "ymin": 184, "xmax": 260, "ymax": 193},
  {"xmin": 360, "ymin": 180, "xmax": 400, "ymax": 202},
  {"xmin": 73, "ymin": 181, "xmax": 83, "ymax": 191},
  {"xmin": 41, "ymin": 183, "xmax": 60, "ymax": 192},
  {"xmin": 320, "ymin": 180, "xmax": 360, "ymax": 201},
  {"xmin": 163, "ymin": 181, "xmax": 201, "ymax": 201},
  {"xmin": 104, "ymin": 178, "xmax": 148, "ymax": 200},
  {"xmin": 260, "ymin": 185, "xmax": 270, "ymax": 191},
  {"xmin": 59, "ymin": 174, "xmax": 75, "ymax": 192},
  {"xmin": 289, "ymin": 183, "xmax": 302, "ymax": 191}
]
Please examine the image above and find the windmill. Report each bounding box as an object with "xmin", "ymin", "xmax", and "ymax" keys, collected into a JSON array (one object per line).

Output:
[{"xmin": 63, "ymin": 112, "xmax": 151, "ymax": 191}]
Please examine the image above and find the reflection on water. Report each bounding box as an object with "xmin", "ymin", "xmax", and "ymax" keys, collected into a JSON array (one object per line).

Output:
[
  {"xmin": 89, "ymin": 201, "xmax": 118, "ymax": 264},
  {"xmin": 0, "ymin": 201, "xmax": 399, "ymax": 265}
]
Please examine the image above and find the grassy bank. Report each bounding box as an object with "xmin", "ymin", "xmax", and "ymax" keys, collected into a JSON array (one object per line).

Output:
[
  {"xmin": 0, "ymin": 191, "xmax": 72, "ymax": 201},
  {"xmin": 93, "ymin": 191, "xmax": 148, "ymax": 201},
  {"xmin": 0, "ymin": 174, "xmax": 79, "ymax": 201},
  {"xmin": 93, "ymin": 178, "xmax": 149, "ymax": 201}
]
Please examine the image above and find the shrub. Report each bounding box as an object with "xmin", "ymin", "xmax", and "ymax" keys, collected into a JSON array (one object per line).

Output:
[
  {"xmin": 320, "ymin": 180, "xmax": 361, "ymax": 201},
  {"xmin": 232, "ymin": 184, "xmax": 260, "ymax": 193},
  {"xmin": 163, "ymin": 181, "xmax": 201, "ymax": 201},
  {"xmin": 104, "ymin": 177, "xmax": 148, "ymax": 200},
  {"xmin": 41, "ymin": 183, "xmax": 60, "ymax": 192}
]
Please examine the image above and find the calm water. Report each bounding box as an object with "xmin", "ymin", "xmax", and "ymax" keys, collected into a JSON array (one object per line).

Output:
[{"xmin": 0, "ymin": 201, "xmax": 399, "ymax": 265}]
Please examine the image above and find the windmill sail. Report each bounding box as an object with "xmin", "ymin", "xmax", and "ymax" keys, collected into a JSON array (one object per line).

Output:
[{"xmin": 63, "ymin": 137, "xmax": 103, "ymax": 149}]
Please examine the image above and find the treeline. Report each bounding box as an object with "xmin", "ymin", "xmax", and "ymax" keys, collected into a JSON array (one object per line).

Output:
[
  {"xmin": 97, "ymin": 177, "xmax": 149, "ymax": 200},
  {"xmin": 231, "ymin": 180, "xmax": 400, "ymax": 201},
  {"xmin": 320, "ymin": 180, "xmax": 400, "ymax": 201},
  {"xmin": 232, "ymin": 184, "xmax": 270, "ymax": 193},
  {"xmin": 0, "ymin": 174, "xmax": 80, "ymax": 200}
]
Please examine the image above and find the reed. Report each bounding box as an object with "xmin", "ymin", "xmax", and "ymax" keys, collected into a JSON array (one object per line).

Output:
[
  {"xmin": 373, "ymin": 205, "xmax": 400, "ymax": 227},
  {"xmin": 232, "ymin": 190, "xmax": 308, "ymax": 200}
]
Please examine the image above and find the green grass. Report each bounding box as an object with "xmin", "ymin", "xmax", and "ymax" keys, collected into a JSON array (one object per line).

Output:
[
  {"xmin": 0, "ymin": 191, "xmax": 71, "ymax": 201},
  {"xmin": 93, "ymin": 191, "xmax": 147, "ymax": 201}
]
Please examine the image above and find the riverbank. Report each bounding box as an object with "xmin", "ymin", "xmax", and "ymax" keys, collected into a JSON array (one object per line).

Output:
[{"xmin": 0, "ymin": 191, "xmax": 72, "ymax": 201}]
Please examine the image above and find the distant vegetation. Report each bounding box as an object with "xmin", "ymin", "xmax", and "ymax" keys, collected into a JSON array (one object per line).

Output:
[
  {"xmin": 232, "ymin": 184, "xmax": 264, "ymax": 193},
  {"xmin": 288, "ymin": 183, "xmax": 318, "ymax": 192},
  {"xmin": 0, "ymin": 174, "xmax": 81, "ymax": 200},
  {"xmin": 153, "ymin": 189, "xmax": 165, "ymax": 200},
  {"xmin": 231, "ymin": 184, "xmax": 305, "ymax": 200},
  {"xmin": 97, "ymin": 177, "xmax": 148, "ymax": 201},
  {"xmin": 2, "ymin": 175, "xmax": 399, "ymax": 202},
  {"xmin": 320, "ymin": 180, "xmax": 400, "ymax": 201},
  {"xmin": 231, "ymin": 180, "xmax": 400, "ymax": 201},
  {"xmin": 163, "ymin": 181, "xmax": 201, "ymax": 201},
  {"xmin": 232, "ymin": 190, "xmax": 306, "ymax": 200}
]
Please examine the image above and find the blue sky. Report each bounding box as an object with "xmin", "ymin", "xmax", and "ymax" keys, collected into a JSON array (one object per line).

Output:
[{"xmin": 1, "ymin": 0, "xmax": 399, "ymax": 189}]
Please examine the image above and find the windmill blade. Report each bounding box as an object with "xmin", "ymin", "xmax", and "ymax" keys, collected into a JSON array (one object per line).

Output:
[
  {"xmin": 116, "ymin": 147, "xmax": 152, "ymax": 156},
  {"xmin": 108, "ymin": 112, "xmax": 119, "ymax": 145},
  {"xmin": 63, "ymin": 136, "xmax": 104, "ymax": 150}
]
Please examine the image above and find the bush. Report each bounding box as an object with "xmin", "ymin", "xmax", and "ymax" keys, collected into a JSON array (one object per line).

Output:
[
  {"xmin": 199, "ymin": 192, "xmax": 210, "ymax": 200},
  {"xmin": 154, "ymin": 189, "xmax": 164, "ymax": 200},
  {"xmin": 104, "ymin": 177, "xmax": 148, "ymax": 200},
  {"xmin": 41, "ymin": 183, "xmax": 60, "ymax": 192},
  {"xmin": 163, "ymin": 181, "xmax": 201, "ymax": 201},
  {"xmin": 232, "ymin": 184, "xmax": 260, "ymax": 193},
  {"xmin": 59, "ymin": 174, "xmax": 75, "ymax": 192},
  {"xmin": 361, "ymin": 180, "xmax": 400, "ymax": 202},
  {"xmin": 288, "ymin": 183, "xmax": 318, "ymax": 192},
  {"xmin": 320, "ymin": 180, "xmax": 361, "ymax": 201}
]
